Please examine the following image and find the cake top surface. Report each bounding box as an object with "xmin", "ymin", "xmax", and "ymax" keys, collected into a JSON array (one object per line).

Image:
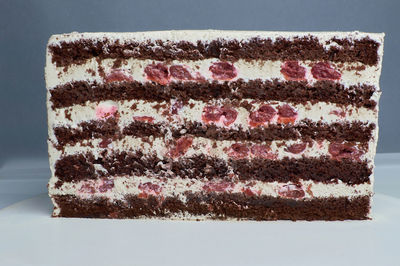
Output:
[{"xmin": 47, "ymin": 30, "xmax": 385, "ymax": 45}]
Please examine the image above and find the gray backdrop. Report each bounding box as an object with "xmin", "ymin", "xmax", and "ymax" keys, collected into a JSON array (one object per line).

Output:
[{"xmin": 1, "ymin": 0, "xmax": 399, "ymax": 164}]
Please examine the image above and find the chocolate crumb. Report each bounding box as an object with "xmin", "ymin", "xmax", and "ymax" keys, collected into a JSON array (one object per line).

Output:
[
  {"xmin": 52, "ymin": 194, "xmax": 371, "ymax": 221},
  {"xmin": 64, "ymin": 109, "xmax": 72, "ymax": 121},
  {"xmin": 112, "ymin": 58, "xmax": 123, "ymax": 69},
  {"xmin": 86, "ymin": 69, "xmax": 96, "ymax": 77}
]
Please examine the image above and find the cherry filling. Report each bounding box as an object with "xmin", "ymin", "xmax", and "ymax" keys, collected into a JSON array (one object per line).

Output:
[
  {"xmin": 144, "ymin": 63, "xmax": 170, "ymax": 85},
  {"xmin": 285, "ymin": 143, "xmax": 307, "ymax": 154},
  {"xmin": 169, "ymin": 65, "xmax": 205, "ymax": 81},
  {"xmin": 202, "ymin": 106, "xmax": 223, "ymax": 123},
  {"xmin": 328, "ymin": 142, "xmax": 362, "ymax": 160},
  {"xmin": 201, "ymin": 106, "xmax": 238, "ymax": 126},
  {"xmin": 241, "ymin": 187, "xmax": 261, "ymax": 197},
  {"xmin": 311, "ymin": 62, "xmax": 341, "ymax": 80},
  {"xmin": 250, "ymin": 144, "xmax": 277, "ymax": 159},
  {"xmin": 209, "ymin": 61, "xmax": 237, "ymax": 80},
  {"xmin": 277, "ymin": 104, "xmax": 297, "ymax": 124},
  {"xmin": 138, "ymin": 182, "xmax": 162, "ymax": 198},
  {"xmin": 280, "ymin": 61, "xmax": 306, "ymax": 81},
  {"xmin": 249, "ymin": 105, "xmax": 277, "ymax": 127},
  {"xmin": 170, "ymin": 65, "xmax": 193, "ymax": 80},
  {"xmin": 168, "ymin": 136, "xmax": 193, "ymax": 158},
  {"xmin": 220, "ymin": 106, "xmax": 238, "ymax": 126},
  {"xmin": 278, "ymin": 184, "xmax": 305, "ymax": 199},
  {"xmin": 105, "ymin": 69, "xmax": 133, "ymax": 83},
  {"xmin": 228, "ymin": 143, "xmax": 249, "ymax": 159},
  {"xmin": 132, "ymin": 116, "xmax": 155, "ymax": 123},
  {"xmin": 203, "ymin": 181, "xmax": 235, "ymax": 193}
]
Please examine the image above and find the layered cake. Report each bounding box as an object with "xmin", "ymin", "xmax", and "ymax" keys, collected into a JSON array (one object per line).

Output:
[{"xmin": 46, "ymin": 30, "xmax": 384, "ymax": 220}]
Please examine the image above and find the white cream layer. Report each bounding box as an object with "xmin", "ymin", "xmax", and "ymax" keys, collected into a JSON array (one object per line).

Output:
[
  {"xmin": 45, "ymin": 57, "xmax": 382, "ymax": 90},
  {"xmin": 48, "ymin": 174, "xmax": 373, "ymax": 202},
  {"xmin": 49, "ymin": 175, "xmax": 373, "ymax": 217}
]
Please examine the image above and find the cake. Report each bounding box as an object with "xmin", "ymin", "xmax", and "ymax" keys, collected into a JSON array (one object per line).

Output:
[{"xmin": 46, "ymin": 30, "xmax": 384, "ymax": 220}]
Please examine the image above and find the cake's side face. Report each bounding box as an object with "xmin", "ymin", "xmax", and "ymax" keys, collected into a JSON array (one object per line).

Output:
[{"xmin": 45, "ymin": 30, "xmax": 384, "ymax": 220}]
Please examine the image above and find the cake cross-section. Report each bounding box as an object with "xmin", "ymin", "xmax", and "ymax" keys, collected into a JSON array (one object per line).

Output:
[{"xmin": 46, "ymin": 30, "xmax": 384, "ymax": 220}]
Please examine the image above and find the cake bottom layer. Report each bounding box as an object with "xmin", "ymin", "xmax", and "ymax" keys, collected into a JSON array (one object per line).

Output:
[{"xmin": 51, "ymin": 193, "xmax": 370, "ymax": 221}]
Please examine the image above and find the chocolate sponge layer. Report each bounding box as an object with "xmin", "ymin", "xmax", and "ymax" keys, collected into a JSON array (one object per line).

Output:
[
  {"xmin": 53, "ymin": 119, "xmax": 375, "ymax": 147},
  {"xmin": 49, "ymin": 80, "xmax": 377, "ymax": 110},
  {"xmin": 49, "ymin": 36, "xmax": 380, "ymax": 67},
  {"xmin": 54, "ymin": 151, "xmax": 371, "ymax": 185},
  {"xmin": 52, "ymin": 193, "xmax": 371, "ymax": 221}
]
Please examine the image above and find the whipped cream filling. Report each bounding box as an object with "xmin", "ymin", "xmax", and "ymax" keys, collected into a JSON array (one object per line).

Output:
[
  {"xmin": 45, "ymin": 57, "xmax": 382, "ymax": 90},
  {"xmin": 47, "ymin": 98, "xmax": 378, "ymax": 144},
  {"xmin": 48, "ymin": 173, "xmax": 373, "ymax": 203}
]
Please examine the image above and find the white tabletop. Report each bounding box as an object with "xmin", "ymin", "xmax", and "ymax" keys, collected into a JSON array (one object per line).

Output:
[{"xmin": 0, "ymin": 154, "xmax": 399, "ymax": 266}]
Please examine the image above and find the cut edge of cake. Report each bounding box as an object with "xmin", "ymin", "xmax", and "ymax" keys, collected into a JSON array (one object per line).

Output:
[{"xmin": 45, "ymin": 30, "xmax": 384, "ymax": 221}]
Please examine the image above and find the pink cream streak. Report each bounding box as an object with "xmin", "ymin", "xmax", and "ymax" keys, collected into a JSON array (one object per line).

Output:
[{"xmin": 95, "ymin": 103, "xmax": 118, "ymax": 119}]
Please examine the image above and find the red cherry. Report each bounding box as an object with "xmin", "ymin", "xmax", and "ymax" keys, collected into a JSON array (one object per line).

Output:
[
  {"xmin": 311, "ymin": 62, "xmax": 341, "ymax": 80},
  {"xmin": 193, "ymin": 72, "xmax": 206, "ymax": 82},
  {"xmin": 202, "ymin": 106, "xmax": 238, "ymax": 126},
  {"xmin": 105, "ymin": 69, "xmax": 133, "ymax": 83},
  {"xmin": 138, "ymin": 182, "xmax": 162, "ymax": 198},
  {"xmin": 144, "ymin": 63, "xmax": 170, "ymax": 85},
  {"xmin": 133, "ymin": 116, "xmax": 155, "ymax": 123},
  {"xmin": 328, "ymin": 142, "xmax": 361, "ymax": 160},
  {"xmin": 202, "ymin": 106, "xmax": 223, "ymax": 123},
  {"xmin": 242, "ymin": 187, "xmax": 255, "ymax": 196},
  {"xmin": 277, "ymin": 104, "xmax": 297, "ymax": 124},
  {"xmin": 286, "ymin": 143, "xmax": 307, "ymax": 154},
  {"xmin": 220, "ymin": 106, "xmax": 238, "ymax": 126},
  {"xmin": 278, "ymin": 184, "xmax": 305, "ymax": 199},
  {"xmin": 278, "ymin": 104, "xmax": 297, "ymax": 117},
  {"xmin": 242, "ymin": 187, "xmax": 261, "ymax": 196},
  {"xmin": 280, "ymin": 61, "xmax": 306, "ymax": 81},
  {"xmin": 228, "ymin": 143, "xmax": 249, "ymax": 159},
  {"xmin": 203, "ymin": 181, "xmax": 235, "ymax": 193},
  {"xmin": 170, "ymin": 65, "xmax": 193, "ymax": 80},
  {"xmin": 209, "ymin": 61, "xmax": 237, "ymax": 80},
  {"xmin": 169, "ymin": 136, "xmax": 193, "ymax": 158},
  {"xmin": 249, "ymin": 105, "xmax": 277, "ymax": 127},
  {"xmin": 250, "ymin": 144, "xmax": 277, "ymax": 159}
]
